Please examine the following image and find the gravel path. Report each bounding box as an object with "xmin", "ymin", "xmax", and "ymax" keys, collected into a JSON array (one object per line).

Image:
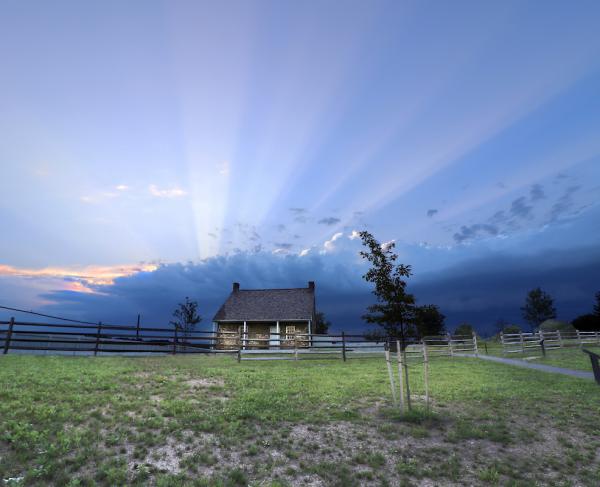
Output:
[{"xmin": 456, "ymin": 353, "xmax": 595, "ymax": 380}]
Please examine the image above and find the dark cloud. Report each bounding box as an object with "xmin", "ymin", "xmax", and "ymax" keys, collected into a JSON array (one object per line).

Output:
[
  {"xmin": 427, "ymin": 209, "xmax": 438, "ymax": 218},
  {"xmin": 549, "ymin": 185, "xmax": 581, "ymax": 222},
  {"xmin": 207, "ymin": 232, "xmax": 217, "ymax": 239},
  {"xmin": 289, "ymin": 208, "xmax": 308, "ymax": 223},
  {"xmin": 275, "ymin": 224, "xmax": 286, "ymax": 232},
  {"xmin": 530, "ymin": 184, "xmax": 545, "ymax": 201},
  {"xmin": 274, "ymin": 242, "xmax": 293, "ymax": 250},
  {"xmin": 509, "ymin": 196, "xmax": 533, "ymax": 219},
  {"xmin": 453, "ymin": 223, "xmax": 499, "ymax": 243},
  {"xmin": 318, "ymin": 217, "xmax": 341, "ymax": 226},
  {"xmin": 15, "ymin": 242, "xmax": 599, "ymax": 337}
]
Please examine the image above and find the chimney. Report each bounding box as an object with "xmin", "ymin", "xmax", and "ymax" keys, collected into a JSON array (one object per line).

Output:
[
  {"xmin": 232, "ymin": 282, "xmax": 240, "ymax": 292},
  {"xmin": 308, "ymin": 281, "xmax": 315, "ymax": 290}
]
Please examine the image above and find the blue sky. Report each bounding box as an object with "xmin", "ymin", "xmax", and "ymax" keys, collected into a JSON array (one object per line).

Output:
[{"xmin": 1, "ymin": 1, "xmax": 600, "ymax": 333}]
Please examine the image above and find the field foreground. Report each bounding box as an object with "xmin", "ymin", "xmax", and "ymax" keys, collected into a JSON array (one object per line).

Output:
[{"xmin": 1, "ymin": 353, "xmax": 599, "ymax": 486}]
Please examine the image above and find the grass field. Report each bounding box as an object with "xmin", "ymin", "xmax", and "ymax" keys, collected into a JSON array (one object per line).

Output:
[
  {"xmin": 481, "ymin": 340, "xmax": 600, "ymax": 371},
  {"xmin": 1, "ymin": 354, "xmax": 599, "ymax": 486}
]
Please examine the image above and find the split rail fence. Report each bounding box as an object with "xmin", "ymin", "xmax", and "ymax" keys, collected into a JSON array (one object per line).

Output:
[
  {"xmin": 500, "ymin": 330, "xmax": 600, "ymax": 355},
  {"xmin": 0, "ymin": 318, "xmax": 479, "ymax": 361}
]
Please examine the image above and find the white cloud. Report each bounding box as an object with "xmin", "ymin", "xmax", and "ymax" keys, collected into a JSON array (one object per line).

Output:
[
  {"xmin": 381, "ymin": 240, "xmax": 395, "ymax": 251},
  {"xmin": 217, "ymin": 161, "xmax": 230, "ymax": 176},
  {"xmin": 149, "ymin": 184, "xmax": 187, "ymax": 198},
  {"xmin": 116, "ymin": 184, "xmax": 129, "ymax": 191},
  {"xmin": 348, "ymin": 230, "xmax": 361, "ymax": 240},
  {"xmin": 322, "ymin": 232, "xmax": 344, "ymax": 253},
  {"xmin": 299, "ymin": 248, "xmax": 311, "ymax": 257}
]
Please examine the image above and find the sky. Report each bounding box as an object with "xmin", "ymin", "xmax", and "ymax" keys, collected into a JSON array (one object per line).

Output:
[{"xmin": 1, "ymin": 0, "xmax": 600, "ymax": 334}]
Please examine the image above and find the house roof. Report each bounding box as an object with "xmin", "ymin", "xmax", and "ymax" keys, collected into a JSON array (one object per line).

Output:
[{"xmin": 213, "ymin": 283, "xmax": 315, "ymax": 322}]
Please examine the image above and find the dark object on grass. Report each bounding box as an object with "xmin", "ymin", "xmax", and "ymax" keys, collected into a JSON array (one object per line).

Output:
[
  {"xmin": 540, "ymin": 339, "xmax": 546, "ymax": 357},
  {"xmin": 582, "ymin": 349, "xmax": 600, "ymax": 385}
]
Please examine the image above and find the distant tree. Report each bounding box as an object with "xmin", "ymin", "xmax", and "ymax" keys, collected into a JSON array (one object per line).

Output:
[
  {"xmin": 594, "ymin": 291, "xmax": 600, "ymax": 317},
  {"xmin": 314, "ymin": 311, "xmax": 331, "ymax": 334},
  {"xmin": 501, "ymin": 324, "xmax": 522, "ymax": 335},
  {"xmin": 454, "ymin": 322, "xmax": 475, "ymax": 337},
  {"xmin": 170, "ymin": 297, "xmax": 202, "ymax": 338},
  {"xmin": 414, "ymin": 305, "xmax": 445, "ymax": 337},
  {"xmin": 359, "ymin": 231, "xmax": 416, "ymax": 347},
  {"xmin": 572, "ymin": 314, "xmax": 600, "ymax": 332},
  {"xmin": 494, "ymin": 318, "xmax": 508, "ymax": 335},
  {"xmin": 521, "ymin": 288, "xmax": 556, "ymax": 332}
]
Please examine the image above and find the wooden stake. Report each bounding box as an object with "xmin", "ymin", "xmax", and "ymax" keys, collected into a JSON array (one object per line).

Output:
[
  {"xmin": 341, "ymin": 331, "xmax": 347, "ymax": 362},
  {"xmin": 395, "ymin": 340, "xmax": 405, "ymax": 412},
  {"xmin": 384, "ymin": 345, "xmax": 397, "ymax": 406},
  {"xmin": 403, "ymin": 346, "xmax": 412, "ymax": 411},
  {"xmin": 136, "ymin": 314, "xmax": 141, "ymax": 340},
  {"xmin": 423, "ymin": 340, "xmax": 430, "ymax": 411}
]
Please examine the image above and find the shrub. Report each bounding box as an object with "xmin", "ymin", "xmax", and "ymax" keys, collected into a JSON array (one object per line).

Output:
[{"xmin": 572, "ymin": 314, "xmax": 600, "ymax": 332}]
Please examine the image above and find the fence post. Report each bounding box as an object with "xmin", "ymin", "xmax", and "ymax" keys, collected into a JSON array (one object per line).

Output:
[
  {"xmin": 576, "ymin": 329, "xmax": 582, "ymax": 347},
  {"xmin": 341, "ymin": 331, "xmax": 347, "ymax": 362},
  {"xmin": 136, "ymin": 314, "xmax": 141, "ymax": 340},
  {"xmin": 172, "ymin": 327, "xmax": 178, "ymax": 355},
  {"xmin": 237, "ymin": 348, "xmax": 241, "ymax": 363},
  {"xmin": 520, "ymin": 332, "xmax": 525, "ymax": 353},
  {"xmin": 396, "ymin": 340, "xmax": 405, "ymax": 412},
  {"xmin": 384, "ymin": 342, "xmax": 397, "ymax": 406},
  {"xmin": 3, "ymin": 317, "xmax": 15, "ymax": 355},
  {"xmin": 596, "ymin": 331, "xmax": 600, "ymax": 345},
  {"xmin": 472, "ymin": 331, "xmax": 478, "ymax": 356},
  {"xmin": 94, "ymin": 322, "xmax": 102, "ymax": 357},
  {"xmin": 557, "ymin": 330, "xmax": 563, "ymax": 348},
  {"xmin": 447, "ymin": 333, "xmax": 454, "ymax": 357},
  {"xmin": 500, "ymin": 332, "xmax": 505, "ymax": 356}
]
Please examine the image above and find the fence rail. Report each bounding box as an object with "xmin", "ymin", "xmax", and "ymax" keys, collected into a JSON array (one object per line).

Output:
[
  {"xmin": 500, "ymin": 330, "xmax": 600, "ymax": 355},
  {"xmin": 0, "ymin": 318, "xmax": 479, "ymax": 361}
]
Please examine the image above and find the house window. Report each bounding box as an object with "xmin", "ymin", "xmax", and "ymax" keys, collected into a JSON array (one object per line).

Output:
[{"xmin": 285, "ymin": 325, "xmax": 296, "ymax": 342}]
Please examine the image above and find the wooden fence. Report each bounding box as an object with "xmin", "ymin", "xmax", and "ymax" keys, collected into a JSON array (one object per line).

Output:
[
  {"xmin": 500, "ymin": 330, "xmax": 600, "ymax": 355},
  {"xmin": 0, "ymin": 318, "xmax": 479, "ymax": 361}
]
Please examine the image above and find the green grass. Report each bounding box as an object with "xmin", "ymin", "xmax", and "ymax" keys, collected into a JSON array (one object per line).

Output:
[
  {"xmin": 481, "ymin": 340, "xmax": 600, "ymax": 371},
  {"xmin": 1, "ymin": 353, "xmax": 599, "ymax": 485}
]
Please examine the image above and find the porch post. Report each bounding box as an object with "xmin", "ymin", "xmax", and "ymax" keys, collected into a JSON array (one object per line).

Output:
[
  {"xmin": 243, "ymin": 321, "xmax": 247, "ymax": 350},
  {"xmin": 308, "ymin": 319, "xmax": 312, "ymax": 348},
  {"xmin": 276, "ymin": 321, "xmax": 280, "ymax": 348}
]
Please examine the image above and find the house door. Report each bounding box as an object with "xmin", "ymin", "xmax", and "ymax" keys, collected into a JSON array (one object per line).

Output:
[{"xmin": 269, "ymin": 325, "xmax": 279, "ymax": 348}]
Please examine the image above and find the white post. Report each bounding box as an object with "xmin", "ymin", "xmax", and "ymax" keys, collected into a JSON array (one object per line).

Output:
[
  {"xmin": 243, "ymin": 321, "xmax": 247, "ymax": 350},
  {"xmin": 500, "ymin": 332, "xmax": 505, "ymax": 356},
  {"xmin": 395, "ymin": 341, "xmax": 405, "ymax": 412},
  {"xmin": 423, "ymin": 340, "xmax": 429, "ymax": 411},
  {"xmin": 557, "ymin": 330, "xmax": 563, "ymax": 348},
  {"xmin": 385, "ymin": 346, "xmax": 397, "ymax": 406},
  {"xmin": 577, "ymin": 329, "xmax": 582, "ymax": 347},
  {"xmin": 472, "ymin": 331, "xmax": 478, "ymax": 356},
  {"xmin": 276, "ymin": 320, "xmax": 280, "ymax": 349},
  {"xmin": 447, "ymin": 333, "xmax": 454, "ymax": 356}
]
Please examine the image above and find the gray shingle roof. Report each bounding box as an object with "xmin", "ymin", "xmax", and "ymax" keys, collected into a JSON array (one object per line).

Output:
[{"xmin": 213, "ymin": 286, "xmax": 315, "ymax": 321}]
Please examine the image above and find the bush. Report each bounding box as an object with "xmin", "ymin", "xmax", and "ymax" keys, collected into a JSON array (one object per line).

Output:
[
  {"xmin": 540, "ymin": 319, "xmax": 575, "ymax": 333},
  {"xmin": 572, "ymin": 314, "xmax": 600, "ymax": 332},
  {"xmin": 501, "ymin": 325, "xmax": 521, "ymax": 334}
]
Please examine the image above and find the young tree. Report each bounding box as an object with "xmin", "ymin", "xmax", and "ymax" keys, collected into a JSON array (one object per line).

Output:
[
  {"xmin": 359, "ymin": 231, "xmax": 416, "ymax": 347},
  {"xmin": 314, "ymin": 311, "xmax": 331, "ymax": 334},
  {"xmin": 414, "ymin": 305, "xmax": 445, "ymax": 337},
  {"xmin": 170, "ymin": 297, "xmax": 202, "ymax": 338},
  {"xmin": 521, "ymin": 287, "xmax": 556, "ymax": 332}
]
